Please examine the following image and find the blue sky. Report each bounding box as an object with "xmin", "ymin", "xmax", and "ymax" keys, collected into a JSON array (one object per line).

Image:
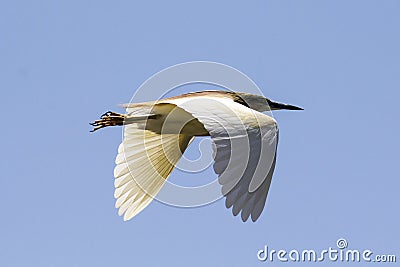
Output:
[{"xmin": 1, "ymin": 1, "xmax": 399, "ymax": 266}]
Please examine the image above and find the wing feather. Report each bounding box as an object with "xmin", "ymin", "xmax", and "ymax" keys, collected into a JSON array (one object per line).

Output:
[
  {"xmin": 114, "ymin": 121, "xmax": 193, "ymax": 221},
  {"xmin": 165, "ymin": 95, "xmax": 278, "ymax": 222}
]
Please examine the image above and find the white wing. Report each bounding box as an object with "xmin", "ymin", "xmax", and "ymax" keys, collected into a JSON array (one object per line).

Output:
[
  {"xmin": 165, "ymin": 96, "xmax": 278, "ymax": 222},
  {"xmin": 114, "ymin": 116, "xmax": 193, "ymax": 221}
]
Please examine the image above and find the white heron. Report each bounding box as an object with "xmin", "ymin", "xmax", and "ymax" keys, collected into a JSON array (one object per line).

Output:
[{"xmin": 91, "ymin": 91, "xmax": 302, "ymax": 222}]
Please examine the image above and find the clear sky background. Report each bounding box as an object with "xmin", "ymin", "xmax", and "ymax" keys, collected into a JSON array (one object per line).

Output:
[{"xmin": 1, "ymin": 1, "xmax": 399, "ymax": 266}]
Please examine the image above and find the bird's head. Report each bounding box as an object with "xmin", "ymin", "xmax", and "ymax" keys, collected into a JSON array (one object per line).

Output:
[{"xmin": 236, "ymin": 92, "xmax": 303, "ymax": 112}]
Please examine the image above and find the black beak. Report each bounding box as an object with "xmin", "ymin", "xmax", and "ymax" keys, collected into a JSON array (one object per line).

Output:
[{"xmin": 267, "ymin": 100, "xmax": 304, "ymax": 110}]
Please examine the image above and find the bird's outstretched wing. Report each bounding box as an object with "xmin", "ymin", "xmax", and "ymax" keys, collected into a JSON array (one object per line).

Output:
[
  {"xmin": 165, "ymin": 96, "xmax": 278, "ymax": 222},
  {"xmin": 114, "ymin": 115, "xmax": 193, "ymax": 221}
]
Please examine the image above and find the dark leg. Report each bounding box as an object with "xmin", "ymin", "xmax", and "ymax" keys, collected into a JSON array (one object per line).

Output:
[{"xmin": 90, "ymin": 111, "xmax": 126, "ymax": 132}]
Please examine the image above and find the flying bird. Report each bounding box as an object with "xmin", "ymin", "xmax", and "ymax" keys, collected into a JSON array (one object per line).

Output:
[{"xmin": 90, "ymin": 90, "xmax": 302, "ymax": 222}]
